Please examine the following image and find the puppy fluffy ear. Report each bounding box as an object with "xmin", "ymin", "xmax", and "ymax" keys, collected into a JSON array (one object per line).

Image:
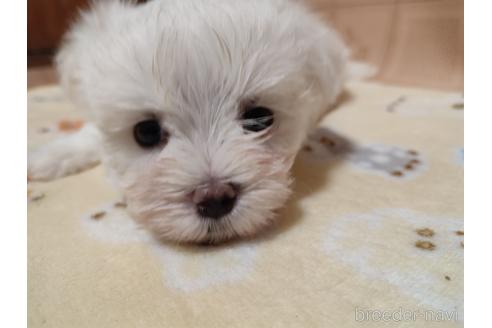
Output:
[
  {"xmin": 302, "ymin": 17, "xmax": 350, "ymax": 107},
  {"xmin": 346, "ymin": 60, "xmax": 378, "ymax": 81},
  {"xmin": 301, "ymin": 15, "xmax": 378, "ymax": 104},
  {"xmin": 55, "ymin": 0, "xmax": 135, "ymax": 109}
]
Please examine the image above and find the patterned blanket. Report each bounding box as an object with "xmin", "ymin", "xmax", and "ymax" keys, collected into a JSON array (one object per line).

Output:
[{"xmin": 28, "ymin": 81, "xmax": 464, "ymax": 327}]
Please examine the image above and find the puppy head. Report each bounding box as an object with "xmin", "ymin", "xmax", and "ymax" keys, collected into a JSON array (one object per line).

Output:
[{"xmin": 57, "ymin": 0, "xmax": 347, "ymax": 243}]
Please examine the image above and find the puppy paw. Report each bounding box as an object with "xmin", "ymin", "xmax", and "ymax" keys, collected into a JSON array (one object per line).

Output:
[
  {"xmin": 28, "ymin": 146, "xmax": 98, "ymax": 181},
  {"xmin": 28, "ymin": 125, "xmax": 101, "ymax": 181}
]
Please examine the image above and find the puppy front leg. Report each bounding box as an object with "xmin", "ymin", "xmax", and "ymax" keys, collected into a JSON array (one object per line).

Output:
[{"xmin": 28, "ymin": 123, "xmax": 102, "ymax": 181}]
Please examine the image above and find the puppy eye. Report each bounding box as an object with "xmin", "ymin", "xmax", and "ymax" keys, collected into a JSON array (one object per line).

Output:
[
  {"xmin": 241, "ymin": 106, "xmax": 274, "ymax": 132},
  {"xmin": 133, "ymin": 119, "xmax": 168, "ymax": 148}
]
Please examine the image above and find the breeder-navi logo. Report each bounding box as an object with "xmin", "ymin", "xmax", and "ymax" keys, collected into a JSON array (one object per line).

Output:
[{"xmin": 354, "ymin": 307, "xmax": 460, "ymax": 322}]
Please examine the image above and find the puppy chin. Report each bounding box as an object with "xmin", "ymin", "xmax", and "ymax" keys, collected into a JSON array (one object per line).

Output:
[{"xmin": 123, "ymin": 151, "xmax": 293, "ymax": 244}]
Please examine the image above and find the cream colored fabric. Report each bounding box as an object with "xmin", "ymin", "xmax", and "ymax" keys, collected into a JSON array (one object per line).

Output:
[{"xmin": 28, "ymin": 82, "xmax": 463, "ymax": 327}]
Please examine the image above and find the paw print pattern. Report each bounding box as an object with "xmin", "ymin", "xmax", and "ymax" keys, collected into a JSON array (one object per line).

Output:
[
  {"xmin": 301, "ymin": 128, "xmax": 425, "ymax": 180},
  {"xmin": 301, "ymin": 127, "xmax": 354, "ymax": 161},
  {"xmin": 82, "ymin": 201, "xmax": 151, "ymax": 244},
  {"xmin": 386, "ymin": 96, "xmax": 406, "ymax": 113},
  {"xmin": 27, "ymin": 190, "xmax": 45, "ymax": 203},
  {"xmin": 413, "ymin": 227, "xmax": 464, "ymax": 252},
  {"xmin": 454, "ymin": 148, "xmax": 464, "ymax": 166},
  {"xmin": 153, "ymin": 242, "xmax": 258, "ymax": 292},
  {"xmin": 348, "ymin": 144, "xmax": 425, "ymax": 179},
  {"xmin": 57, "ymin": 119, "xmax": 85, "ymax": 132},
  {"xmin": 81, "ymin": 201, "xmax": 259, "ymax": 292},
  {"xmin": 455, "ymin": 230, "xmax": 464, "ymax": 248},
  {"xmin": 385, "ymin": 94, "xmax": 463, "ymax": 117},
  {"xmin": 323, "ymin": 208, "xmax": 463, "ymax": 319},
  {"xmin": 35, "ymin": 119, "xmax": 85, "ymax": 136}
]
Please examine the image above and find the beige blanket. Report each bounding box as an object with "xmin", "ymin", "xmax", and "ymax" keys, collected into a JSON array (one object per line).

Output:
[{"xmin": 28, "ymin": 81, "xmax": 463, "ymax": 327}]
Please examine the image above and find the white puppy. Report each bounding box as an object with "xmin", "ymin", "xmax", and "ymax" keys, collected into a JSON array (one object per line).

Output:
[{"xmin": 29, "ymin": 0, "xmax": 351, "ymax": 243}]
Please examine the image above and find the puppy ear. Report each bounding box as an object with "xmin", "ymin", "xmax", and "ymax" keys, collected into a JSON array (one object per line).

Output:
[
  {"xmin": 346, "ymin": 60, "xmax": 378, "ymax": 81},
  {"xmin": 55, "ymin": 0, "xmax": 135, "ymax": 109},
  {"xmin": 303, "ymin": 20, "xmax": 350, "ymax": 107}
]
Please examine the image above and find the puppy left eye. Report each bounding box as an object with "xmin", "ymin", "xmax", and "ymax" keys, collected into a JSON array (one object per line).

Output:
[
  {"xmin": 241, "ymin": 106, "xmax": 274, "ymax": 132},
  {"xmin": 133, "ymin": 119, "xmax": 168, "ymax": 148}
]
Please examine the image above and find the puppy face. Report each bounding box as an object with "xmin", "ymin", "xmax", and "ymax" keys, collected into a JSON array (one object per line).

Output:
[{"xmin": 58, "ymin": 0, "xmax": 347, "ymax": 243}]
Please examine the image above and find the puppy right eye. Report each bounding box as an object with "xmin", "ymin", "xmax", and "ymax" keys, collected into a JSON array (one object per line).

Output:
[
  {"xmin": 133, "ymin": 119, "xmax": 168, "ymax": 148},
  {"xmin": 241, "ymin": 106, "xmax": 274, "ymax": 132}
]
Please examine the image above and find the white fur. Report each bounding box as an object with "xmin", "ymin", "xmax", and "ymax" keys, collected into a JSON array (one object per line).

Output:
[
  {"xmin": 29, "ymin": 0, "xmax": 349, "ymax": 243},
  {"xmin": 28, "ymin": 124, "xmax": 101, "ymax": 180}
]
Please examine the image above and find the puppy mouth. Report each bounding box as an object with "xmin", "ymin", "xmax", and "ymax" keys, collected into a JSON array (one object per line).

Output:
[
  {"xmin": 125, "ymin": 153, "xmax": 293, "ymax": 244},
  {"xmin": 203, "ymin": 220, "xmax": 239, "ymax": 244},
  {"xmin": 202, "ymin": 205, "xmax": 242, "ymax": 241}
]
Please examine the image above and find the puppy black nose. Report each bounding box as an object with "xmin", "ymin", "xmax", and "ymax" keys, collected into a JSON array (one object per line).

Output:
[{"xmin": 193, "ymin": 183, "xmax": 238, "ymax": 219}]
